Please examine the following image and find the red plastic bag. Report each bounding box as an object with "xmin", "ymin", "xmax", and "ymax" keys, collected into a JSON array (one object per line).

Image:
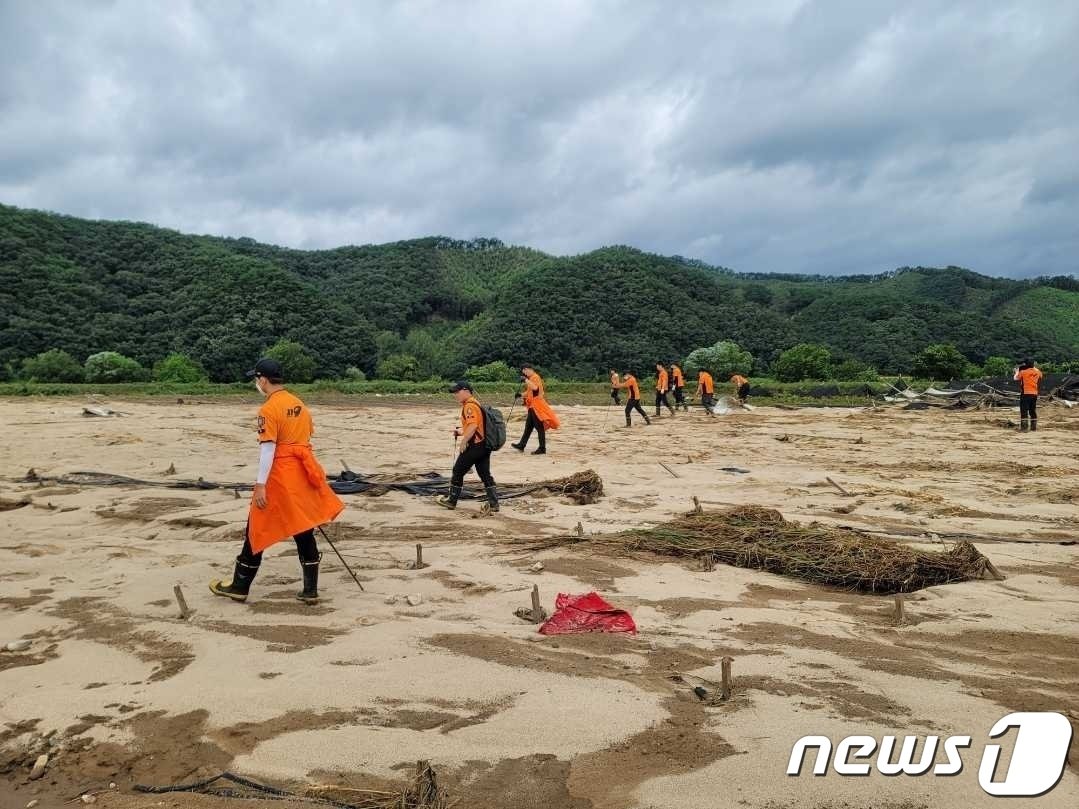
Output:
[{"xmin": 538, "ymin": 592, "xmax": 637, "ymax": 635}]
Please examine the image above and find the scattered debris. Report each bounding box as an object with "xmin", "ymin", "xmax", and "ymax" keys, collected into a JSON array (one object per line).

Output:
[
  {"xmin": 826, "ymin": 477, "xmax": 853, "ymax": 497},
  {"xmin": 514, "ymin": 584, "xmax": 548, "ymax": 624},
  {"xmin": 4, "ymin": 640, "xmax": 32, "ymax": 652},
  {"xmin": 538, "ymin": 592, "xmax": 637, "ymax": 636},
  {"xmin": 528, "ymin": 562, "xmax": 545, "ymax": 573},
  {"xmin": 29, "ymin": 754, "xmax": 48, "ymax": 780},
  {"xmin": 82, "ymin": 406, "xmax": 124, "ymax": 418},
  {"xmin": 173, "ymin": 584, "xmax": 191, "ymax": 620},
  {"xmin": 520, "ymin": 506, "xmax": 1003, "ymax": 594},
  {"xmin": 406, "ymin": 594, "xmax": 423, "ymax": 607}
]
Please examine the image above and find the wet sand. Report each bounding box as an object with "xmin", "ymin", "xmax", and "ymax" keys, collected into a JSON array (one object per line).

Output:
[{"xmin": 1, "ymin": 396, "xmax": 1077, "ymax": 809}]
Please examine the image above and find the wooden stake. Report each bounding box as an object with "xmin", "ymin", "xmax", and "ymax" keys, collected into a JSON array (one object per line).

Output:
[
  {"xmin": 692, "ymin": 496, "xmax": 703, "ymax": 515},
  {"xmin": 530, "ymin": 584, "xmax": 544, "ymax": 624},
  {"xmin": 659, "ymin": 461, "xmax": 680, "ymax": 479},
  {"xmin": 173, "ymin": 584, "xmax": 191, "ymax": 620},
  {"xmin": 826, "ymin": 476, "xmax": 852, "ymax": 497},
  {"xmin": 983, "ymin": 559, "xmax": 1005, "ymax": 581},
  {"xmin": 720, "ymin": 656, "xmax": 734, "ymax": 701},
  {"xmin": 415, "ymin": 543, "xmax": 424, "ymax": 569},
  {"xmin": 894, "ymin": 595, "xmax": 906, "ymax": 625},
  {"xmin": 575, "ymin": 521, "xmax": 584, "ymax": 538}
]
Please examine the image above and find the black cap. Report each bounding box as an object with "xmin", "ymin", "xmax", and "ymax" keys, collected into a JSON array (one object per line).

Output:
[
  {"xmin": 245, "ymin": 358, "xmax": 284, "ymax": 380},
  {"xmin": 448, "ymin": 380, "xmax": 473, "ymax": 393}
]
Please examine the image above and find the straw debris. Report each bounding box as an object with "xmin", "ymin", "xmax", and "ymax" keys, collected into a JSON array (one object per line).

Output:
[{"xmin": 529, "ymin": 505, "xmax": 1000, "ymax": 594}]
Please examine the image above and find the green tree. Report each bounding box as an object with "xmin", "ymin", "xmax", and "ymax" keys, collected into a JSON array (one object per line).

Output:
[
  {"xmin": 344, "ymin": 366, "xmax": 367, "ymax": 381},
  {"xmin": 152, "ymin": 353, "xmax": 208, "ymax": 383},
  {"xmin": 84, "ymin": 351, "xmax": 147, "ymax": 383},
  {"xmin": 772, "ymin": 343, "xmax": 832, "ymax": 382},
  {"xmin": 911, "ymin": 343, "xmax": 969, "ymax": 381},
  {"xmin": 466, "ymin": 360, "xmax": 519, "ymax": 382},
  {"xmin": 982, "ymin": 356, "xmax": 1011, "ymax": 377},
  {"xmin": 833, "ymin": 358, "xmax": 878, "ymax": 382},
  {"xmin": 683, "ymin": 340, "xmax": 753, "ymax": 378},
  {"xmin": 376, "ymin": 353, "xmax": 420, "ymax": 380},
  {"xmin": 21, "ymin": 349, "xmax": 85, "ymax": 382},
  {"xmin": 264, "ymin": 340, "xmax": 318, "ymax": 383}
]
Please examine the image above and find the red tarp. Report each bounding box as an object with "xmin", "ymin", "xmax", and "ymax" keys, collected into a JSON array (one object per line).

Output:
[{"xmin": 538, "ymin": 592, "xmax": 637, "ymax": 636}]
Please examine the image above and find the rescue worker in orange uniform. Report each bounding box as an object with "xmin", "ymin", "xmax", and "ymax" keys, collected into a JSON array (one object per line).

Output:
[
  {"xmin": 730, "ymin": 373, "xmax": 751, "ymax": 404},
  {"xmin": 511, "ymin": 365, "xmax": 560, "ymax": 454},
  {"xmin": 437, "ymin": 381, "xmax": 499, "ymax": 512},
  {"xmin": 614, "ymin": 370, "xmax": 651, "ymax": 427},
  {"xmin": 655, "ymin": 362, "xmax": 675, "ymax": 417},
  {"xmin": 210, "ymin": 358, "xmax": 344, "ymax": 604},
  {"xmin": 695, "ymin": 369, "xmax": 716, "ymax": 416},
  {"xmin": 1013, "ymin": 359, "xmax": 1043, "ymax": 432},
  {"xmin": 670, "ymin": 363, "xmax": 688, "ymax": 412}
]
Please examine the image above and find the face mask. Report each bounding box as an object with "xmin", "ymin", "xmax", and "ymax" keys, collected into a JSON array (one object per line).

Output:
[{"xmin": 254, "ymin": 378, "xmax": 264, "ymax": 394}]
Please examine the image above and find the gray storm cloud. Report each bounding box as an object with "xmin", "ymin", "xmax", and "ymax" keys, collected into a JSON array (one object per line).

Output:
[{"xmin": 1, "ymin": 0, "xmax": 1076, "ymax": 277}]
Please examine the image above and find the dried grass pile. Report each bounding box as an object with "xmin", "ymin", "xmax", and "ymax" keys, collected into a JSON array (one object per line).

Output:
[
  {"xmin": 552, "ymin": 505, "xmax": 998, "ymax": 594},
  {"xmin": 533, "ymin": 469, "xmax": 604, "ymax": 504}
]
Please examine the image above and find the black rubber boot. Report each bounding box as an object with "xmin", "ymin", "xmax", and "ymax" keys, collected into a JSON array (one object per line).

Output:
[
  {"xmin": 624, "ymin": 415, "xmax": 632, "ymax": 428},
  {"xmin": 210, "ymin": 557, "xmax": 259, "ymax": 602},
  {"xmin": 1030, "ymin": 420, "xmax": 1037, "ymax": 432},
  {"xmin": 1019, "ymin": 419, "xmax": 1029, "ymax": 432},
  {"xmin": 437, "ymin": 484, "xmax": 463, "ymax": 509},
  {"xmin": 532, "ymin": 447, "xmax": 546, "ymax": 455},
  {"xmin": 482, "ymin": 485, "xmax": 500, "ymax": 514},
  {"xmin": 644, "ymin": 415, "xmax": 652, "ymax": 425},
  {"xmin": 510, "ymin": 443, "xmax": 524, "ymax": 452},
  {"xmin": 296, "ymin": 553, "xmax": 321, "ymax": 603}
]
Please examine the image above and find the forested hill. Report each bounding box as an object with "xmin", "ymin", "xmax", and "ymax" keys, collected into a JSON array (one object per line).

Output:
[{"xmin": 2, "ymin": 203, "xmax": 1077, "ymax": 381}]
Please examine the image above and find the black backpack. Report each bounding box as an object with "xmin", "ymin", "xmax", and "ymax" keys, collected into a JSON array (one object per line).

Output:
[{"xmin": 482, "ymin": 405, "xmax": 507, "ymax": 451}]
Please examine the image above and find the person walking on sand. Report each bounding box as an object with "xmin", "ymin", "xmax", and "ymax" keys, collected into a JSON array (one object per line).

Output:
[
  {"xmin": 210, "ymin": 358, "xmax": 344, "ymax": 604},
  {"xmin": 695, "ymin": 369, "xmax": 717, "ymax": 416},
  {"xmin": 670, "ymin": 363, "xmax": 688, "ymax": 412},
  {"xmin": 436, "ymin": 381, "xmax": 499, "ymax": 513},
  {"xmin": 1013, "ymin": 358, "xmax": 1043, "ymax": 432},
  {"xmin": 730, "ymin": 372, "xmax": 751, "ymax": 405},
  {"xmin": 511, "ymin": 364, "xmax": 560, "ymax": 454},
  {"xmin": 614, "ymin": 370, "xmax": 651, "ymax": 427},
  {"xmin": 610, "ymin": 369, "xmax": 621, "ymax": 405},
  {"xmin": 655, "ymin": 362, "xmax": 675, "ymax": 417}
]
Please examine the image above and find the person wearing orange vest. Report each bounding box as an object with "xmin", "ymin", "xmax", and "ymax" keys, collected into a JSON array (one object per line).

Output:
[
  {"xmin": 669, "ymin": 363, "xmax": 688, "ymax": 412},
  {"xmin": 695, "ymin": 369, "xmax": 716, "ymax": 416},
  {"xmin": 511, "ymin": 365, "xmax": 560, "ymax": 454},
  {"xmin": 730, "ymin": 373, "xmax": 751, "ymax": 404},
  {"xmin": 654, "ymin": 362, "xmax": 675, "ymax": 417},
  {"xmin": 1013, "ymin": 359, "xmax": 1043, "ymax": 432},
  {"xmin": 614, "ymin": 370, "xmax": 651, "ymax": 427},
  {"xmin": 437, "ymin": 381, "xmax": 499, "ymax": 512},
  {"xmin": 210, "ymin": 358, "xmax": 344, "ymax": 604}
]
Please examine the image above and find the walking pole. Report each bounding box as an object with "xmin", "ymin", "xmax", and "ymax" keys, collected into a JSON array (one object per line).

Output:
[
  {"xmin": 602, "ymin": 396, "xmax": 614, "ymax": 426},
  {"xmin": 316, "ymin": 525, "xmax": 365, "ymax": 592}
]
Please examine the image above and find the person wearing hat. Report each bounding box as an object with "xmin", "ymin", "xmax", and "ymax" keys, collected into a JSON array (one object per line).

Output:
[
  {"xmin": 210, "ymin": 358, "xmax": 345, "ymax": 603},
  {"xmin": 654, "ymin": 362, "xmax": 676, "ymax": 417},
  {"xmin": 670, "ymin": 363, "xmax": 688, "ymax": 412},
  {"xmin": 437, "ymin": 381, "xmax": 499, "ymax": 513},
  {"xmin": 1013, "ymin": 358, "xmax": 1043, "ymax": 432}
]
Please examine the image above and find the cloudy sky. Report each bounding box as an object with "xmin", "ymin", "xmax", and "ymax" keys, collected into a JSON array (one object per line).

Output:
[{"xmin": 1, "ymin": 1, "xmax": 1076, "ymax": 277}]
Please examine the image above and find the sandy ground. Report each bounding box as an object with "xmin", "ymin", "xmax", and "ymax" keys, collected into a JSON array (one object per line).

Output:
[{"xmin": 0, "ymin": 395, "xmax": 1077, "ymax": 809}]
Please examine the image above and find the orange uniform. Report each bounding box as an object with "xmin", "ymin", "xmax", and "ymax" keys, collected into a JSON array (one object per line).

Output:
[
  {"xmin": 672, "ymin": 365, "xmax": 685, "ymax": 387},
  {"xmin": 698, "ymin": 371, "xmax": 714, "ymax": 394},
  {"xmin": 248, "ymin": 391, "xmax": 344, "ymax": 553},
  {"xmin": 461, "ymin": 395, "xmax": 485, "ymax": 445},
  {"xmin": 523, "ymin": 371, "xmax": 560, "ymax": 430},
  {"xmin": 730, "ymin": 374, "xmax": 748, "ymax": 388},
  {"xmin": 619, "ymin": 374, "xmax": 641, "ymax": 399},
  {"xmin": 1015, "ymin": 367, "xmax": 1042, "ymax": 395},
  {"xmin": 656, "ymin": 368, "xmax": 669, "ymax": 392}
]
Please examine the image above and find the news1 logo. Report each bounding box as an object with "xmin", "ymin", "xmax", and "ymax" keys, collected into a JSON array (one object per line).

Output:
[{"xmin": 787, "ymin": 712, "xmax": 1072, "ymax": 797}]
